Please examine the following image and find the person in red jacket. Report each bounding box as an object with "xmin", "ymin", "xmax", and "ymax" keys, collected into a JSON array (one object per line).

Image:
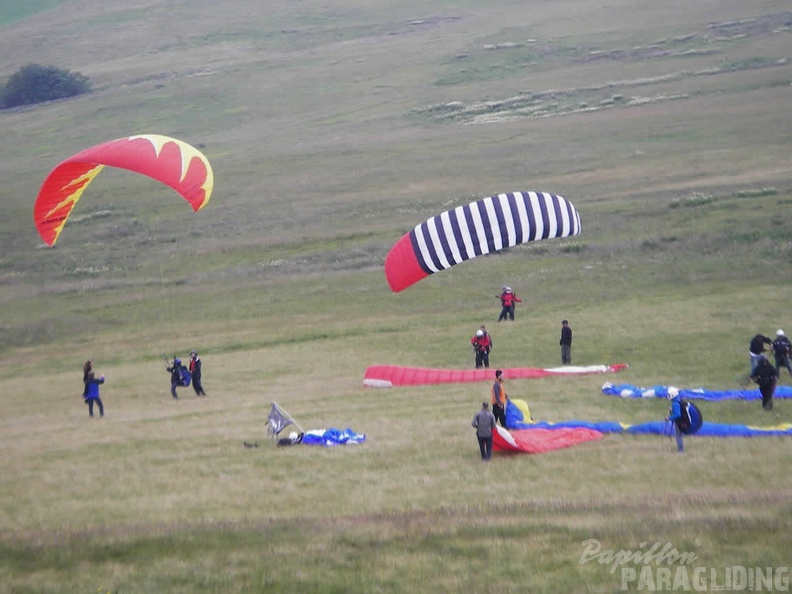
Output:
[
  {"xmin": 189, "ymin": 351, "xmax": 207, "ymax": 396},
  {"xmin": 471, "ymin": 328, "xmax": 492, "ymax": 369},
  {"xmin": 497, "ymin": 286, "xmax": 522, "ymax": 321}
]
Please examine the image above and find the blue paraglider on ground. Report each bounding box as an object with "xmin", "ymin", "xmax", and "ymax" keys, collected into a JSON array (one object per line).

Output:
[
  {"xmin": 301, "ymin": 428, "xmax": 366, "ymax": 446},
  {"xmin": 506, "ymin": 399, "xmax": 792, "ymax": 438},
  {"xmin": 601, "ymin": 382, "xmax": 792, "ymax": 401}
]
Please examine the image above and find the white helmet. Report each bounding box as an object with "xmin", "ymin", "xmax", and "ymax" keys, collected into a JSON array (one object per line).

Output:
[
  {"xmin": 777, "ymin": 329, "xmax": 785, "ymax": 336},
  {"xmin": 667, "ymin": 386, "xmax": 679, "ymax": 399},
  {"xmin": 476, "ymin": 329, "xmax": 484, "ymax": 337},
  {"xmin": 288, "ymin": 431, "xmax": 298, "ymax": 441}
]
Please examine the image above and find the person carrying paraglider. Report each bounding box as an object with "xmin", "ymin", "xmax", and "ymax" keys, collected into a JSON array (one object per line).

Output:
[
  {"xmin": 772, "ymin": 329, "xmax": 792, "ymax": 379},
  {"xmin": 166, "ymin": 356, "xmax": 186, "ymax": 399},
  {"xmin": 664, "ymin": 387, "xmax": 685, "ymax": 453},
  {"xmin": 471, "ymin": 327, "xmax": 492, "ymax": 369},
  {"xmin": 497, "ymin": 287, "xmax": 522, "ymax": 322}
]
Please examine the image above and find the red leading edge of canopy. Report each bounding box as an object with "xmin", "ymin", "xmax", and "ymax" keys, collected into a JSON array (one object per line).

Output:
[{"xmin": 384, "ymin": 233, "xmax": 428, "ymax": 292}]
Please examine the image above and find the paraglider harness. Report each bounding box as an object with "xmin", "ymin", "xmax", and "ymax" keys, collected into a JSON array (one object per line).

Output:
[
  {"xmin": 165, "ymin": 355, "xmax": 192, "ymax": 387},
  {"xmin": 673, "ymin": 398, "xmax": 702, "ymax": 435}
]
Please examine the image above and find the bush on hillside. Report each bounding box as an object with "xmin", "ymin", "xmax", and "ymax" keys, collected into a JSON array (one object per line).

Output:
[{"xmin": 0, "ymin": 63, "xmax": 91, "ymax": 109}]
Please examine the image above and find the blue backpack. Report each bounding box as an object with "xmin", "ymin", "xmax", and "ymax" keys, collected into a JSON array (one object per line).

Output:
[
  {"xmin": 677, "ymin": 399, "xmax": 703, "ymax": 435},
  {"xmin": 179, "ymin": 364, "xmax": 192, "ymax": 387}
]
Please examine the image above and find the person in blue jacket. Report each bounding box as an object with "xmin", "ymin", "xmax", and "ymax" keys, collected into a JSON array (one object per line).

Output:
[
  {"xmin": 166, "ymin": 357, "xmax": 184, "ymax": 399},
  {"xmin": 665, "ymin": 386, "xmax": 684, "ymax": 453},
  {"xmin": 82, "ymin": 359, "xmax": 105, "ymax": 417}
]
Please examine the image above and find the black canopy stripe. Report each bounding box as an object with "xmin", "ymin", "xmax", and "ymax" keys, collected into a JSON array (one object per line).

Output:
[
  {"xmin": 408, "ymin": 192, "xmax": 580, "ymax": 274},
  {"xmin": 505, "ymin": 193, "xmax": 524, "ymax": 244},
  {"xmin": 536, "ymin": 193, "xmax": 552, "ymax": 239},
  {"xmin": 447, "ymin": 207, "xmax": 471, "ymax": 264}
]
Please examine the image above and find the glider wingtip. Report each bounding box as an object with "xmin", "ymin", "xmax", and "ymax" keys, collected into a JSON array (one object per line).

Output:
[{"xmin": 385, "ymin": 277, "xmax": 405, "ymax": 293}]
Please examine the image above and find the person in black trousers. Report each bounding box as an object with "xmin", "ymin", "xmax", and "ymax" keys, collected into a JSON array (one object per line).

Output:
[
  {"xmin": 189, "ymin": 351, "xmax": 206, "ymax": 396},
  {"xmin": 749, "ymin": 334, "xmax": 773, "ymax": 374},
  {"xmin": 471, "ymin": 401, "xmax": 497, "ymax": 461},
  {"xmin": 83, "ymin": 359, "xmax": 105, "ymax": 417},
  {"xmin": 560, "ymin": 320, "xmax": 573, "ymax": 364},
  {"xmin": 751, "ymin": 355, "xmax": 778, "ymax": 411},
  {"xmin": 166, "ymin": 358, "xmax": 184, "ymax": 399}
]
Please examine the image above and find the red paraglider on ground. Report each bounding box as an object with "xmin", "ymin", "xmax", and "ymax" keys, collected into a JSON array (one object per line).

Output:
[
  {"xmin": 492, "ymin": 425, "xmax": 604, "ymax": 454},
  {"xmin": 363, "ymin": 364, "xmax": 628, "ymax": 387}
]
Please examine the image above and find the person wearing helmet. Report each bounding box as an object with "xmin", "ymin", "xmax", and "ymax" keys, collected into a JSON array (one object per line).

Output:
[
  {"xmin": 277, "ymin": 430, "xmax": 305, "ymax": 447},
  {"xmin": 496, "ymin": 286, "xmax": 523, "ymax": 321},
  {"xmin": 664, "ymin": 387, "xmax": 685, "ymax": 453},
  {"xmin": 772, "ymin": 329, "xmax": 792, "ymax": 378},
  {"xmin": 189, "ymin": 351, "xmax": 207, "ymax": 397},
  {"xmin": 166, "ymin": 356, "xmax": 185, "ymax": 399},
  {"xmin": 471, "ymin": 325, "xmax": 492, "ymax": 369}
]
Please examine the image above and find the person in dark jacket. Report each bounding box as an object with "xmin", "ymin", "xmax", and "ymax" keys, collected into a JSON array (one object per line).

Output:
[
  {"xmin": 560, "ymin": 319, "xmax": 573, "ymax": 364},
  {"xmin": 189, "ymin": 351, "xmax": 206, "ymax": 396},
  {"xmin": 749, "ymin": 334, "xmax": 774, "ymax": 374},
  {"xmin": 82, "ymin": 359, "xmax": 105, "ymax": 418},
  {"xmin": 471, "ymin": 401, "xmax": 497, "ymax": 460},
  {"xmin": 751, "ymin": 355, "xmax": 778, "ymax": 410},
  {"xmin": 772, "ymin": 329, "xmax": 792, "ymax": 378},
  {"xmin": 166, "ymin": 358, "xmax": 184, "ymax": 399}
]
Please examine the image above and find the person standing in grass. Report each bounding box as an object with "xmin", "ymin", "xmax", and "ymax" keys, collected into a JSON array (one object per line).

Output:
[
  {"xmin": 664, "ymin": 387, "xmax": 685, "ymax": 453},
  {"xmin": 749, "ymin": 333, "xmax": 774, "ymax": 374},
  {"xmin": 497, "ymin": 287, "xmax": 522, "ymax": 322},
  {"xmin": 491, "ymin": 369, "xmax": 508, "ymax": 427},
  {"xmin": 560, "ymin": 319, "xmax": 573, "ymax": 364},
  {"xmin": 772, "ymin": 330, "xmax": 792, "ymax": 379},
  {"xmin": 166, "ymin": 357, "xmax": 185, "ymax": 399},
  {"xmin": 471, "ymin": 401, "xmax": 497, "ymax": 461},
  {"xmin": 189, "ymin": 351, "xmax": 207, "ymax": 396},
  {"xmin": 82, "ymin": 359, "xmax": 105, "ymax": 418},
  {"xmin": 471, "ymin": 328, "xmax": 492, "ymax": 369},
  {"xmin": 751, "ymin": 355, "xmax": 778, "ymax": 411}
]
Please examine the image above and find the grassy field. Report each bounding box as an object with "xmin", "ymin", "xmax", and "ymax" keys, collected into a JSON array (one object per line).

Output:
[{"xmin": 1, "ymin": 0, "xmax": 791, "ymax": 592}]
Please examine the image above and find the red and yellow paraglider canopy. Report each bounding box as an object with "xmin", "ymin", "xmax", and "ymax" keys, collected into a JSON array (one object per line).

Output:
[{"xmin": 34, "ymin": 134, "xmax": 214, "ymax": 246}]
